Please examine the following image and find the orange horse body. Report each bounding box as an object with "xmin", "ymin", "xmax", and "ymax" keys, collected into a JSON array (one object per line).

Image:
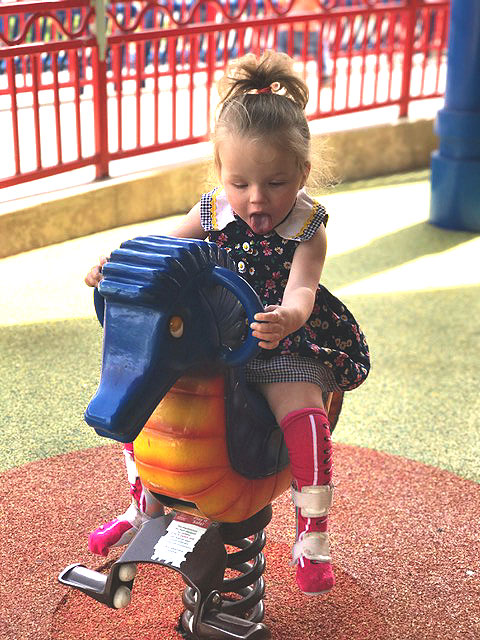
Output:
[{"xmin": 135, "ymin": 374, "xmax": 292, "ymax": 523}]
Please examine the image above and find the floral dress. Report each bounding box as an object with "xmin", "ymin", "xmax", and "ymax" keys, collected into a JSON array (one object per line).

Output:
[{"xmin": 200, "ymin": 187, "xmax": 370, "ymax": 392}]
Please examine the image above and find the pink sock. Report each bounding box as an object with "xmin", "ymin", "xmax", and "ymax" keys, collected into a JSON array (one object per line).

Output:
[{"xmin": 280, "ymin": 408, "xmax": 335, "ymax": 595}]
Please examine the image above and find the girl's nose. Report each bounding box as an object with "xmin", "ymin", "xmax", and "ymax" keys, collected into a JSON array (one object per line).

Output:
[{"xmin": 249, "ymin": 185, "xmax": 265, "ymax": 204}]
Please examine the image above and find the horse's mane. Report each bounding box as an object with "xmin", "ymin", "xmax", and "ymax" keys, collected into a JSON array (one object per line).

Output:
[
  {"xmin": 100, "ymin": 235, "xmax": 235, "ymax": 304},
  {"xmin": 99, "ymin": 235, "xmax": 247, "ymax": 350}
]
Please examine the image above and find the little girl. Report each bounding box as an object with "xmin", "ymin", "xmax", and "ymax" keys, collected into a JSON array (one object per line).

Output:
[{"xmin": 85, "ymin": 50, "xmax": 370, "ymax": 596}]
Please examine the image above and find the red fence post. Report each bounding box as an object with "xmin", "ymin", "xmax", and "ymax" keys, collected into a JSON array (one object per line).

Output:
[
  {"xmin": 92, "ymin": 52, "xmax": 109, "ymax": 179},
  {"xmin": 399, "ymin": 0, "xmax": 418, "ymax": 118},
  {"xmin": 7, "ymin": 58, "xmax": 21, "ymax": 177},
  {"xmin": 92, "ymin": 0, "xmax": 109, "ymax": 179}
]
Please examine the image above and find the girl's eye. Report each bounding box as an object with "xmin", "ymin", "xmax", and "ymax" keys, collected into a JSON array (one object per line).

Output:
[
  {"xmin": 233, "ymin": 184, "xmax": 247, "ymax": 189},
  {"xmin": 270, "ymin": 181, "xmax": 286, "ymax": 187}
]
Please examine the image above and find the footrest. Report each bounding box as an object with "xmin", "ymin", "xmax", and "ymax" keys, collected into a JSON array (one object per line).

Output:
[
  {"xmin": 58, "ymin": 511, "xmax": 227, "ymax": 611},
  {"xmin": 58, "ymin": 562, "xmax": 136, "ymax": 609}
]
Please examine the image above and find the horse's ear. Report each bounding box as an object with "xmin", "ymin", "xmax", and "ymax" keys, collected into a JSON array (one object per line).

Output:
[
  {"xmin": 205, "ymin": 265, "xmax": 264, "ymax": 367},
  {"xmin": 94, "ymin": 289, "xmax": 105, "ymax": 326}
]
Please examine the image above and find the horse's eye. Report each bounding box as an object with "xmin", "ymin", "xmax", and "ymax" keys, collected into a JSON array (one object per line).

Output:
[{"xmin": 169, "ymin": 316, "xmax": 184, "ymax": 338}]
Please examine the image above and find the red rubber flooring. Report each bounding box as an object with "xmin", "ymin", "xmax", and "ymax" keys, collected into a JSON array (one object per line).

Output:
[{"xmin": 1, "ymin": 443, "xmax": 479, "ymax": 640}]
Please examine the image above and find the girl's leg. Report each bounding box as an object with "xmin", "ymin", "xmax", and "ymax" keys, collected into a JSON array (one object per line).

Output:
[
  {"xmin": 88, "ymin": 443, "xmax": 148, "ymax": 557},
  {"xmin": 259, "ymin": 382, "xmax": 335, "ymax": 595}
]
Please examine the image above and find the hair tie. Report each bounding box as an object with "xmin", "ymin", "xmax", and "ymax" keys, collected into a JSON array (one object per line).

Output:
[{"xmin": 255, "ymin": 82, "xmax": 280, "ymax": 95}]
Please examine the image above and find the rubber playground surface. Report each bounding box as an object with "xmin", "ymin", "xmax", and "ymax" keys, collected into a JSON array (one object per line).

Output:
[{"xmin": 1, "ymin": 171, "xmax": 479, "ymax": 639}]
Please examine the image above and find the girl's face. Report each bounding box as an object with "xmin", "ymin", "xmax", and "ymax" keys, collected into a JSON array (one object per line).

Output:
[{"xmin": 219, "ymin": 135, "xmax": 310, "ymax": 235}]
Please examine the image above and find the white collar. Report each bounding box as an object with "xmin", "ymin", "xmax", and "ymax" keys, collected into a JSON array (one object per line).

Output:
[{"xmin": 211, "ymin": 188, "xmax": 325, "ymax": 241}]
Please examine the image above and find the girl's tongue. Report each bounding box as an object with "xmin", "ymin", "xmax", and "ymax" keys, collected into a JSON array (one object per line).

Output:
[{"xmin": 249, "ymin": 213, "xmax": 272, "ymax": 235}]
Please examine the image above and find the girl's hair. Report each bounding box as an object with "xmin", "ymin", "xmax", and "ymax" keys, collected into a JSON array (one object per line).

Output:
[{"xmin": 213, "ymin": 51, "xmax": 311, "ymax": 175}]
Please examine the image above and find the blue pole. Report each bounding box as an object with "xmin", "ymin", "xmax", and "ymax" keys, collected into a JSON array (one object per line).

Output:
[{"xmin": 429, "ymin": 0, "xmax": 480, "ymax": 231}]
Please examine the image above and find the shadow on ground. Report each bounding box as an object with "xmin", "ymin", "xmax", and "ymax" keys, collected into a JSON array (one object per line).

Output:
[{"xmin": 325, "ymin": 221, "xmax": 476, "ymax": 289}]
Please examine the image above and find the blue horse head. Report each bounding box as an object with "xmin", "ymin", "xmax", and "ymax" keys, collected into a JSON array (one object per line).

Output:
[{"xmin": 85, "ymin": 236, "xmax": 264, "ymax": 443}]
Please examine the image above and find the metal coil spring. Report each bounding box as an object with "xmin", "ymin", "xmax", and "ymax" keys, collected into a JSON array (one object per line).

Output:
[{"xmin": 182, "ymin": 529, "xmax": 267, "ymax": 623}]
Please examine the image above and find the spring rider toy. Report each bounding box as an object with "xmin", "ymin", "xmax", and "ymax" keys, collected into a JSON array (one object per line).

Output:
[{"xmin": 58, "ymin": 236, "xmax": 342, "ymax": 640}]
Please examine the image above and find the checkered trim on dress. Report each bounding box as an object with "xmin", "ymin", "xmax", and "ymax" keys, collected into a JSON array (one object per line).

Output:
[
  {"xmin": 295, "ymin": 202, "xmax": 328, "ymax": 242},
  {"xmin": 200, "ymin": 188, "xmax": 219, "ymax": 231},
  {"xmin": 245, "ymin": 355, "xmax": 341, "ymax": 392}
]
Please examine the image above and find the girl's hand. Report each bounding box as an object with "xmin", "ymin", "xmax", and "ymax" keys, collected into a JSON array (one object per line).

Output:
[
  {"xmin": 85, "ymin": 256, "xmax": 108, "ymax": 288},
  {"xmin": 250, "ymin": 305, "xmax": 299, "ymax": 350}
]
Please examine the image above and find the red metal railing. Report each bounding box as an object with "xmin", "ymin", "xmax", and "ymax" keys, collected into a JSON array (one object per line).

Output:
[{"xmin": 0, "ymin": 0, "xmax": 450, "ymax": 189}]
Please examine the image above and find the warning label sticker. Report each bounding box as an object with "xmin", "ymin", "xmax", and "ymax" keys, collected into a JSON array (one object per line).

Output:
[{"xmin": 151, "ymin": 513, "xmax": 210, "ymax": 568}]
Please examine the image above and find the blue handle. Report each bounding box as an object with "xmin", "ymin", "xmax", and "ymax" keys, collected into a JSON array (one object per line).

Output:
[{"xmin": 208, "ymin": 265, "xmax": 263, "ymax": 367}]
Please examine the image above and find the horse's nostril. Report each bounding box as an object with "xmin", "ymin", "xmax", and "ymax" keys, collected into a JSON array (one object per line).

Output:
[{"xmin": 169, "ymin": 316, "xmax": 184, "ymax": 338}]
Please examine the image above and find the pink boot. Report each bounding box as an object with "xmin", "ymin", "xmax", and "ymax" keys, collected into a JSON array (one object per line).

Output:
[
  {"xmin": 281, "ymin": 408, "xmax": 335, "ymax": 595},
  {"xmin": 88, "ymin": 443, "xmax": 148, "ymax": 557}
]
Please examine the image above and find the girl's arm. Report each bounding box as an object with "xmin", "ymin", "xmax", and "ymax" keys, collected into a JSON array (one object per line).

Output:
[
  {"xmin": 168, "ymin": 202, "xmax": 208, "ymax": 240},
  {"xmin": 250, "ymin": 224, "xmax": 327, "ymax": 349},
  {"xmin": 85, "ymin": 203, "xmax": 206, "ymax": 287}
]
